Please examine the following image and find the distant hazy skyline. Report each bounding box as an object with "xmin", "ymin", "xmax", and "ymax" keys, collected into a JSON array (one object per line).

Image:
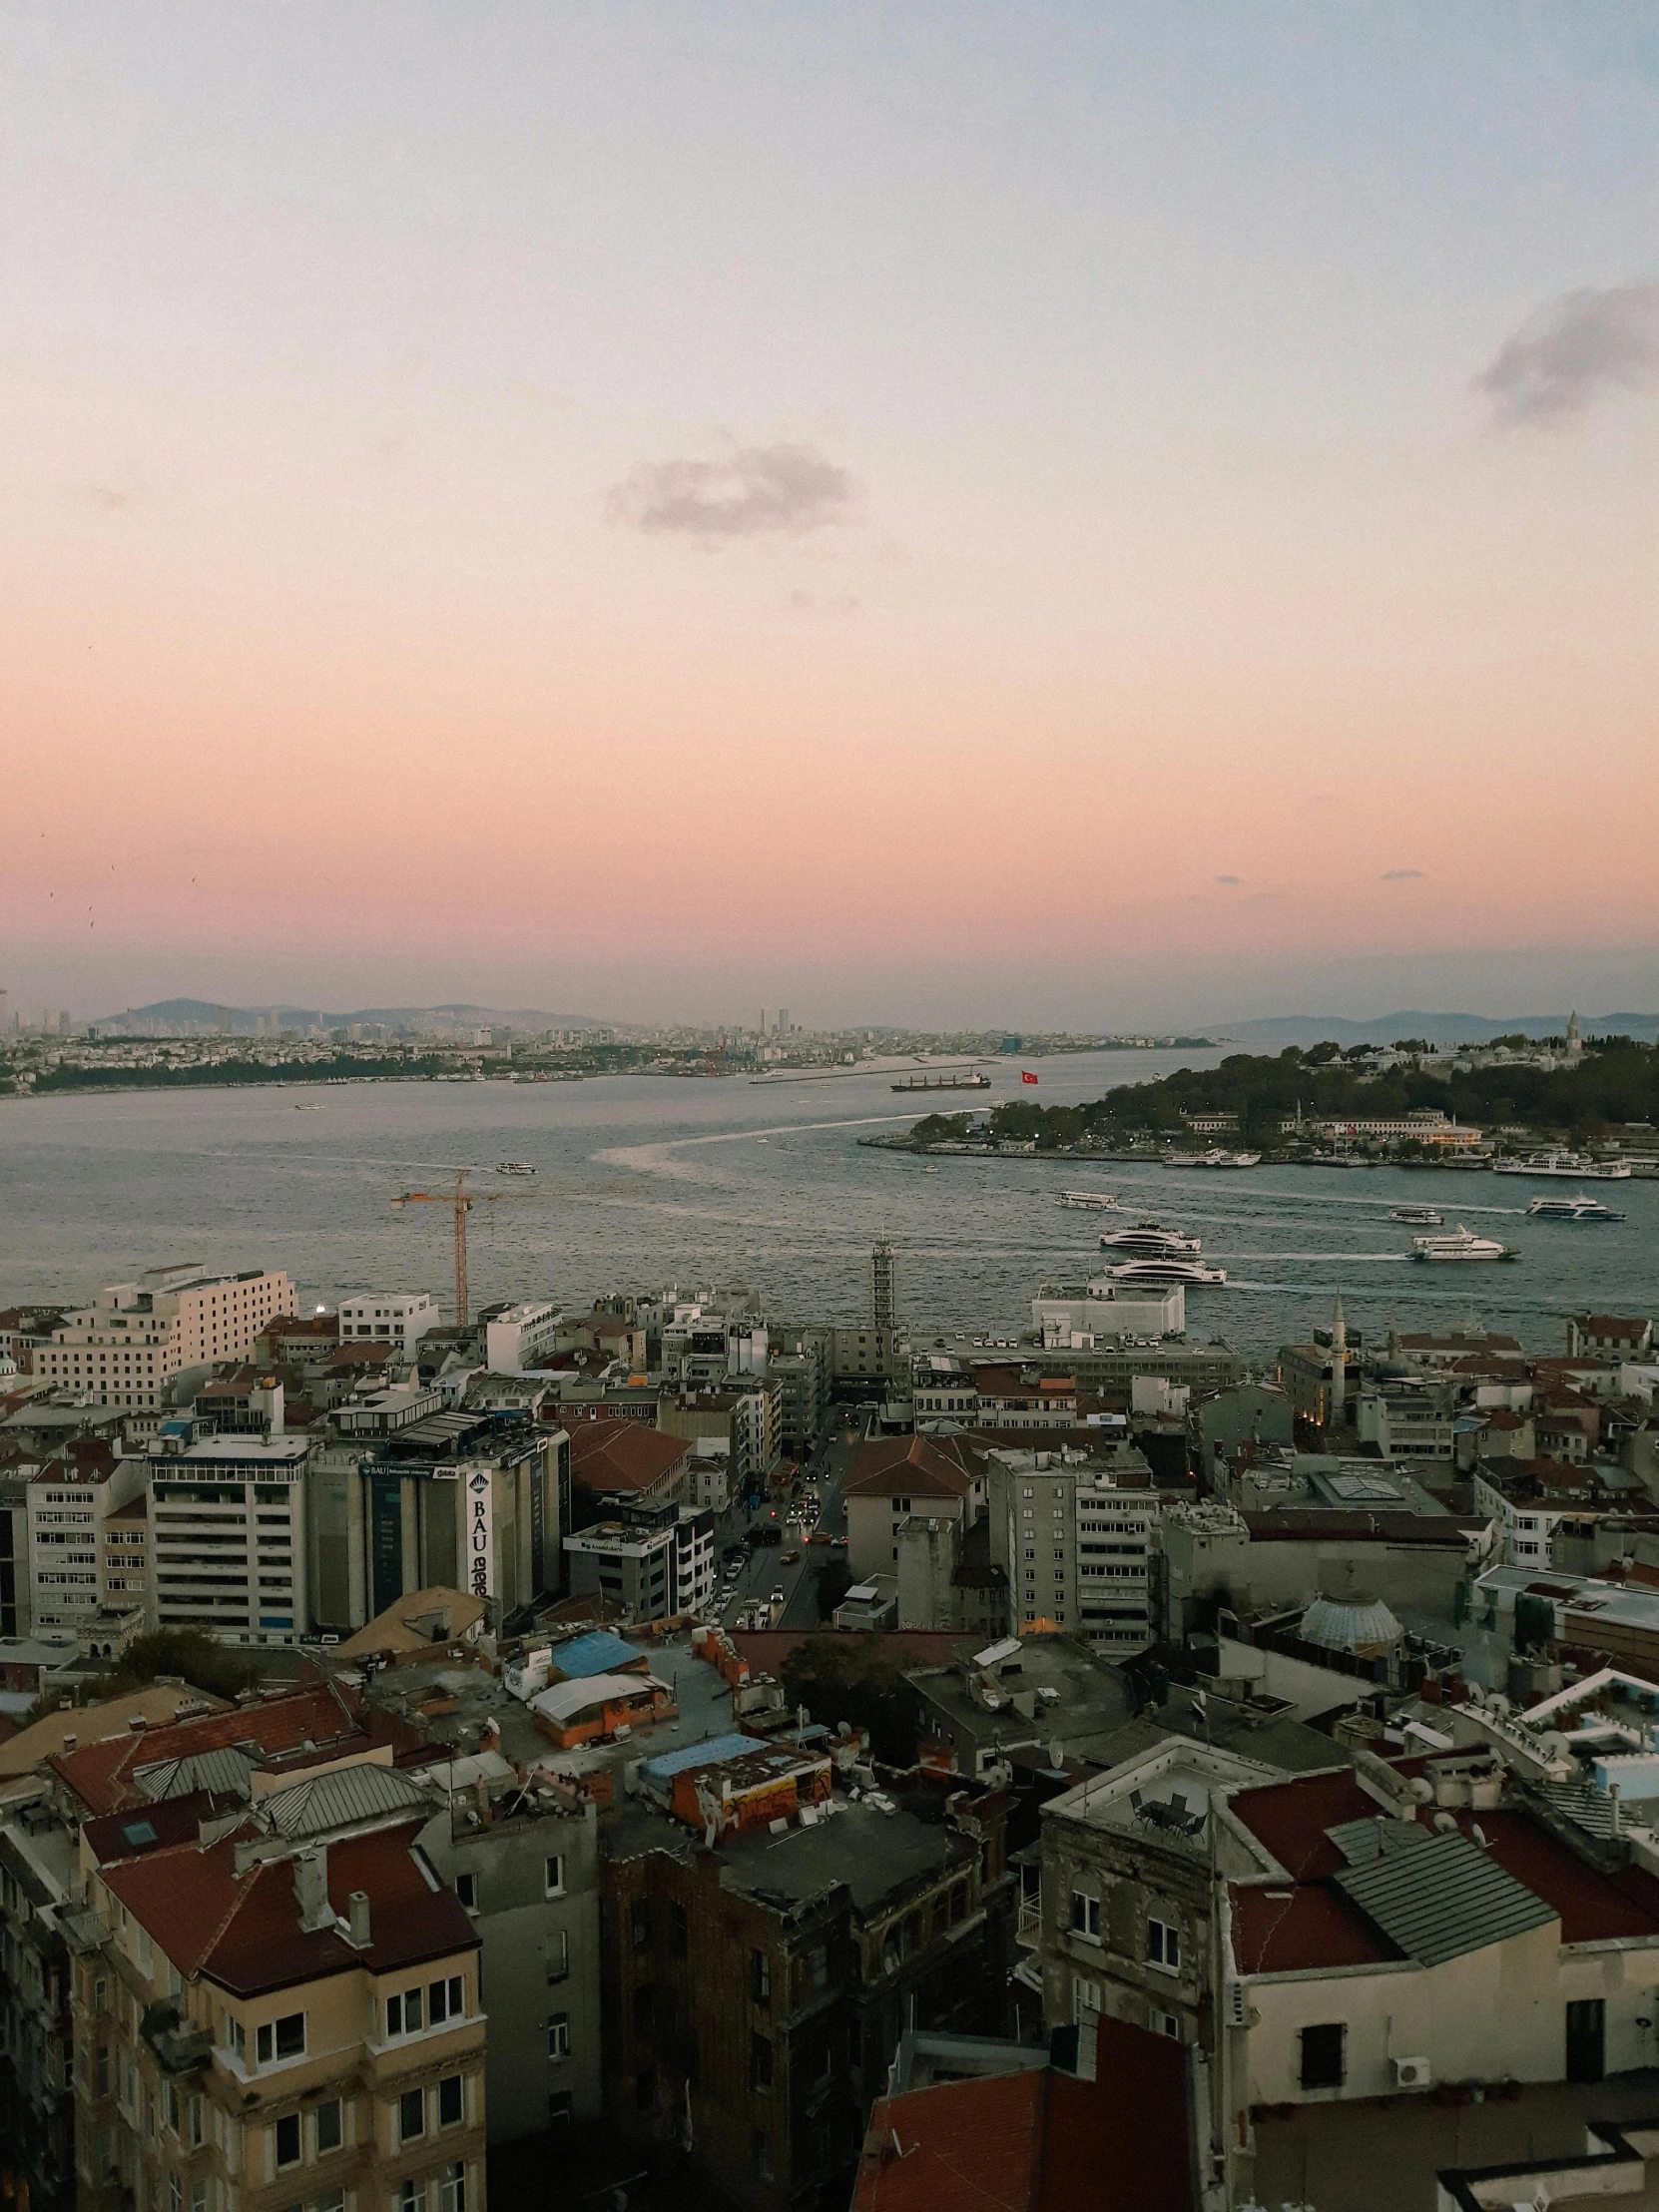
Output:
[{"xmin": 4, "ymin": 4, "xmax": 1656, "ymax": 1031}]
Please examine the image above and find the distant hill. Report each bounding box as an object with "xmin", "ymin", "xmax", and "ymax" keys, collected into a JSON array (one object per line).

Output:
[
  {"xmin": 96, "ymin": 997, "xmax": 609, "ymax": 1033},
  {"xmin": 1221, "ymin": 1010, "xmax": 1659, "ymax": 1047}
]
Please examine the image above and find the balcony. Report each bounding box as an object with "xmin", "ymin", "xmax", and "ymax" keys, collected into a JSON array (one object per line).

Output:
[
  {"xmin": 1016, "ymin": 1900, "xmax": 1041, "ymax": 1948},
  {"xmin": 139, "ymin": 2000, "xmax": 214, "ymax": 2077}
]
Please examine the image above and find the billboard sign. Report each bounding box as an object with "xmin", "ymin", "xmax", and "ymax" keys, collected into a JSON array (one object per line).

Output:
[{"xmin": 467, "ymin": 1468, "xmax": 493, "ymax": 1601}]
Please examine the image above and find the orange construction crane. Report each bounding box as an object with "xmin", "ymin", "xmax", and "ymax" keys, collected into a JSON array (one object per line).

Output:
[{"xmin": 390, "ymin": 1169, "xmax": 500, "ymax": 1327}]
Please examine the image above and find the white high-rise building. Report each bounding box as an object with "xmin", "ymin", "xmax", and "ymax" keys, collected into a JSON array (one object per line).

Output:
[{"xmin": 147, "ymin": 1427, "xmax": 309, "ymax": 1645}]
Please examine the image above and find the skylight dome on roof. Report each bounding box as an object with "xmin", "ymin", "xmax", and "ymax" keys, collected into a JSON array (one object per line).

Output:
[{"xmin": 1299, "ymin": 1593, "xmax": 1403, "ymax": 1657}]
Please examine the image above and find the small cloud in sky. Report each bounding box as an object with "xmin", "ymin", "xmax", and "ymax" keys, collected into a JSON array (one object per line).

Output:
[
  {"xmin": 1382, "ymin": 867, "xmax": 1425, "ymax": 881},
  {"xmin": 1475, "ymin": 282, "xmax": 1659, "ymax": 427},
  {"xmin": 1217, "ymin": 873, "xmax": 1242, "ymax": 884},
  {"xmin": 787, "ymin": 589, "xmax": 861, "ymax": 614},
  {"xmin": 608, "ymin": 441, "xmax": 857, "ymax": 542}
]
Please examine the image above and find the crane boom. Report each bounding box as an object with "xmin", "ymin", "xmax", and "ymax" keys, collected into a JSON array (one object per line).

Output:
[{"xmin": 391, "ymin": 1168, "xmax": 499, "ymax": 1327}]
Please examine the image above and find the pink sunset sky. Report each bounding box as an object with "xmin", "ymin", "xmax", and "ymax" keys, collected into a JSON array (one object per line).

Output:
[{"xmin": 3, "ymin": 4, "xmax": 1657, "ymax": 1030}]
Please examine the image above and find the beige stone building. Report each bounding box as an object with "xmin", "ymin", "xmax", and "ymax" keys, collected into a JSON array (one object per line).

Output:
[
  {"xmin": 58, "ymin": 1683, "xmax": 485, "ymax": 2212},
  {"xmin": 35, "ymin": 1271, "xmax": 297, "ymax": 1413}
]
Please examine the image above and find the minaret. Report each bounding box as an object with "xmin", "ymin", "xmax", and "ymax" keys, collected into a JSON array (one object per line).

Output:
[
  {"xmin": 1330, "ymin": 1296, "xmax": 1348, "ymax": 1425},
  {"xmin": 1567, "ymin": 1009, "xmax": 1582, "ymax": 1059}
]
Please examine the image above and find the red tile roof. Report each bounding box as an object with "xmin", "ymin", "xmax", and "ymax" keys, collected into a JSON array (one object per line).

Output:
[
  {"xmin": 100, "ymin": 1818, "xmax": 474, "ymax": 1996},
  {"xmin": 53, "ymin": 1681, "xmax": 424, "ymax": 1817},
  {"xmin": 854, "ymin": 2023, "xmax": 1192, "ymax": 2212},
  {"xmin": 1230, "ymin": 1883, "xmax": 1399, "ymax": 1974},
  {"xmin": 84, "ymin": 1793, "xmax": 229, "ymax": 1864},
  {"xmin": 843, "ymin": 1434, "xmax": 979, "ymax": 1500},
  {"xmin": 568, "ymin": 1419, "xmax": 689, "ymax": 1493},
  {"xmin": 1226, "ymin": 1762, "xmax": 1659, "ymax": 1975},
  {"xmin": 31, "ymin": 1437, "xmax": 121, "ymax": 1485}
]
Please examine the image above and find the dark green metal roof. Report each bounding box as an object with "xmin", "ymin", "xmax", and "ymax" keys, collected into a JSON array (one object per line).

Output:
[
  {"xmin": 1333, "ymin": 1829, "xmax": 1556, "ymax": 1967},
  {"xmin": 1326, "ymin": 1815, "xmax": 1430, "ymax": 1865}
]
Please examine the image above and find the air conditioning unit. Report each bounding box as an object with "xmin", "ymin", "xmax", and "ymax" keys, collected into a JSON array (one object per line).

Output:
[{"xmin": 1392, "ymin": 2056, "xmax": 1431, "ymax": 2090}]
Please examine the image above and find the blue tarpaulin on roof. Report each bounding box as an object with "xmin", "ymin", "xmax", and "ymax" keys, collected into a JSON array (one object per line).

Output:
[
  {"xmin": 640, "ymin": 1733, "xmax": 766, "ymax": 1784},
  {"xmin": 554, "ymin": 1630, "xmax": 644, "ymax": 1679}
]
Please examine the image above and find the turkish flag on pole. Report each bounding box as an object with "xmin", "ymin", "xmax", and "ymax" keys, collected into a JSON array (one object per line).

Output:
[{"xmin": 1021, "ymin": 1070, "xmax": 1039, "ymax": 1085}]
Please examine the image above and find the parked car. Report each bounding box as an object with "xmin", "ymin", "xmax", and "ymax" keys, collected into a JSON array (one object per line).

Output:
[{"xmin": 781, "ymin": 1549, "xmax": 800, "ymax": 1563}]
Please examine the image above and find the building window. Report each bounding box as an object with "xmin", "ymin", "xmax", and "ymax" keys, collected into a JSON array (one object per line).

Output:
[
  {"xmin": 1073, "ymin": 1975, "xmax": 1102, "ymax": 2022},
  {"xmin": 751, "ymin": 1949, "xmax": 771, "ymax": 2004},
  {"xmin": 386, "ymin": 1988, "xmax": 422, "ymax": 2038},
  {"xmin": 548, "ymin": 2013, "xmax": 571, "ymax": 2060},
  {"xmin": 544, "ymin": 1930, "xmax": 569, "ymax": 1983},
  {"xmin": 547, "ymin": 2093, "xmax": 573, "ymax": 2127},
  {"xmin": 455, "ymin": 1873, "xmax": 478, "ymax": 1912},
  {"xmin": 428, "ymin": 1975, "xmax": 465, "ymax": 2025},
  {"xmin": 544, "ymin": 1855, "xmax": 566, "ymax": 1899},
  {"xmin": 630, "ymin": 1898, "xmax": 651, "ymax": 1948},
  {"xmin": 399, "ymin": 2183, "xmax": 425, "ymax": 2212},
  {"xmin": 750, "ymin": 2033, "xmax": 774, "ymax": 2092},
  {"xmin": 754, "ymin": 2129, "xmax": 773, "ymax": 2180},
  {"xmin": 1146, "ymin": 1918, "xmax": 1180, "ymax": 1973},
  {"xmin": 670, "ymin": 1902, "xmax": 688, "ymax": 1958},
  {"xmin": 399, "ymin": 2088, "xmax": 425, "ymax": 2143},
  {"xmin": 314, "ymin": 2098, "xmax": 342, "ymax": 2153},
  {"xmin": 438, "ymin": 2075, "xmax": 463, "ymax": 2128},
  {"xmin": 257, "ymin": 2011, "xmax": 306, "ymax": 2065},
  {"xmin": 274, "ymin": 2113, "xmax": 301, "ymax": 2169},
  {"xmin": 1300, "ymin": 2022, "xmax": 1346, "ymax": 2090},
  {"xmin": 1151, "ymin": 2008, "xmax": 1180, "ymax": 2040},
  {"xmin": 1070, "ymin": 1892, "xmax": 1101, "ymax": 1941}
]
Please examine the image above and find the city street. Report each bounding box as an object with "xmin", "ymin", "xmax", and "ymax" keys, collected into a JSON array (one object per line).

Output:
[{"xmin": 708, "ymin": 1401, "xmax": 865, "ymax": 1633}]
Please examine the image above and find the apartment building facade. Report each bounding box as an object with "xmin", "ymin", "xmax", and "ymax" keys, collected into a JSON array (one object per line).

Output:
[
  {"xmin": 601, "ymin": 1779, "xmax": 1014, "ymax": 2212},
  {"xmin": 986, "ymin": 1445, "xmax": 1159, "ymax": 1650},
  {"xmin": 27, "ymin": 1453, "xmax": 147, "ymax": 1638},
  {"xmin": 337, "ymin": 1295, "xmax": 440, "ymax": 1354},
  {"xmin": 33, "ymin": 1271, "xmax": 297, "ymax": 1413},
  {"xmin": 0, "ymin": 1791, "xmax": 77, "ymax": 2212},
  {"xmin": 415, "ymin": 1795, "xmax": 602, "ymax": 2139},
  {"xmin": 73, "ymin": 1819, "xmax": 486, "ymax": 2212},
  {"xmin": 146, "ymin": 1425, "xmax": 310, "ymax": 1646}
]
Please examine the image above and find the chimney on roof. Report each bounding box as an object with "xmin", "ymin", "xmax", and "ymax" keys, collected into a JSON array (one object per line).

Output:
[
  {"xmin": 345, "ymin": 1891, "xmax": 371, "ymax": 1950},
  {"xmin": 293, "ymin": 1846, "xmax": 332, "ymax": 1934}
]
